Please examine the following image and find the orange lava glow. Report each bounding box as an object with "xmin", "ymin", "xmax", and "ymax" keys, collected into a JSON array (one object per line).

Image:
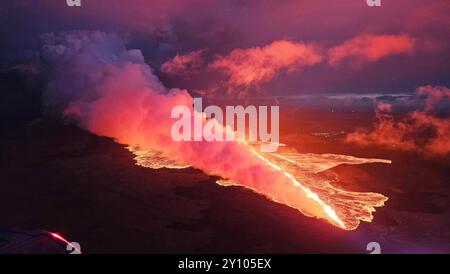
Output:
[{"xmin": 127, "ymin": 144, "xmax": 390, "ymax": 230}]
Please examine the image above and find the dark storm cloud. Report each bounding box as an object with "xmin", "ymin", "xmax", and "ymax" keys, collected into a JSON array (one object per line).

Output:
[{"xmin": 0, "ymin": 0, "xmax": 449, "ymax": 95}]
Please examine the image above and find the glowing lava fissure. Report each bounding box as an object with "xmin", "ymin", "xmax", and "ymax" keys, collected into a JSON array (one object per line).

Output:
[
  {"xmin": 128, "ymin": 145, "xmax": 390, "ymax": 230},
  {"xmin": 42, "ymin": 31, "xmax": 390, "ymax": 232}
]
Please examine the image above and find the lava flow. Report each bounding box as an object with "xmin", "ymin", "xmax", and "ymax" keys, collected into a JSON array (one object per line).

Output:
[
  {"xmin": 127, "ymin": 145, "xmax": 390, "ymax": 230},
  {"xmin": 42, "ymin": 31, "xmax": 390, "ymax": 232}
]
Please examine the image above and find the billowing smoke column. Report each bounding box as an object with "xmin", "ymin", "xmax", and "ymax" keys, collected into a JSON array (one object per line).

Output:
[
  {"xmin": 346, "ymin": 86, "xmax": 450, "ymax": 157},
  {"xmin": 41, "ymin": 31, "xmax": 379, "ymax": 229}
]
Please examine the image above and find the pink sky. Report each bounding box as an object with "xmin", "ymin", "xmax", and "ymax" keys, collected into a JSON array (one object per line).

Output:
[{"xmin": 1, "ymin": 0, "xmax": 449, "ymax": 95}]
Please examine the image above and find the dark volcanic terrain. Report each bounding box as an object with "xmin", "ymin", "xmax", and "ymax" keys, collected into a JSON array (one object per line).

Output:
[{"xmin": 1, "ymin": 116, "xmax": 449, "ymax": 253}]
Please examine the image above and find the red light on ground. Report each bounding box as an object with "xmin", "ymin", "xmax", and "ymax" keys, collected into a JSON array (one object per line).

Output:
[{"xmin": 49, "ymin": 232, "xmax": 82, "ymax": 254}]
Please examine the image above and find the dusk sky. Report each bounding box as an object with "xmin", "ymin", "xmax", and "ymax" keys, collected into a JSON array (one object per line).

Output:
[
  {"xmin": 1, "ymin": 1, "xmax": 450, "ymax": 256},
  {"xmin": 1, "ymin": 0, "xmax": 449, "ymax": 96}
]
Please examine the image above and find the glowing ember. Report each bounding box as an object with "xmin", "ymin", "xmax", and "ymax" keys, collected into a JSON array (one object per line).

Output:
[{"xmin": 127, "ymin": 145, "xmax": 390, "ymax": 230}]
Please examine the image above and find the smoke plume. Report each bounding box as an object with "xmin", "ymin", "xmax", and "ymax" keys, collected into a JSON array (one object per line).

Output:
[
  {"xmin": 41, "ymin": 30, "xmax": 344, "ymax": 227},
  {"xmin": 346, "ymin": 86, "xmax": 450, "ymax": 157}
]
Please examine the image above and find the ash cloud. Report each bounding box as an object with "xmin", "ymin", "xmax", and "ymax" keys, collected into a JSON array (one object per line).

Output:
[
  {"xmin": 1, "ymin": 0, "xmax": 450, "ymax": 96},
  {"xmin": 40, "ymin": 30, "xmax": 341, "ymax": 224},
  {"xmin": 346, "ymin": 86, "xmax": 450, "ymax": 157}
]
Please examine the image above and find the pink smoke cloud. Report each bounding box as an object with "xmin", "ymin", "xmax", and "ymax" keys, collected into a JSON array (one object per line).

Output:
[
  {"xmin": 328, "ymin": 34, "xmax": 415, "ymax": 65},
  {"xmin": 210, "ymin": 40, "xmax": 322, "ymax": 92},
  {"xmin": 346, "ymin": 86, "xmax": 450, "ymax": 157},
  {"xmin": 42, "ymin": 31, "xmax": 340, "ymax": 226},
  {"xmin": 160, "ymin": 49, "xmax": 205, "ymax": 76}
]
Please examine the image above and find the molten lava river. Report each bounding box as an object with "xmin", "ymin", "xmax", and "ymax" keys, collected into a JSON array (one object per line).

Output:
[{"xmin": 127, "ymin": 144, "xmax": 390, "ymax": 231}]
